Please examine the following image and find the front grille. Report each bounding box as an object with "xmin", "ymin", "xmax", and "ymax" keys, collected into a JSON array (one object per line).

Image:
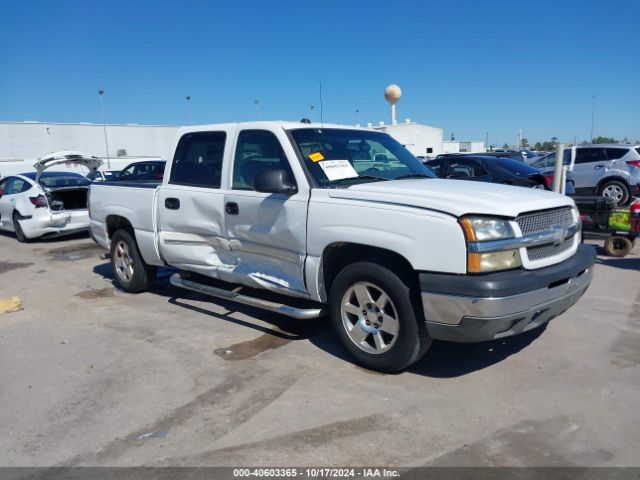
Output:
[
  {"xmin": 517, "ymin": 207, "xmax": 576, "ymax": 262},
  {"xmin": 516, "ymin": 207, "xmax": 574, "ymax": 236},
  {"xmin": 526, "ymin": 236, "xmax": 574, "ymax": 262}
]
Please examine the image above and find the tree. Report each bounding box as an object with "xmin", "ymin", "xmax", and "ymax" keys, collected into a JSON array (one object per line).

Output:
[
  {"xmin": 592, "ymin": 136, "xmax": 618, "ymax": 144},
  {"xmin": 533, "ymin": 142, "xmax": 542, "ymax": 151},
  {"xmin": 502, "ymin": 143, "xmax": 510, "ymax": 149},
  {"xmin": 521, "ymin": 138, "xmax": 529, "ymax": 148}
]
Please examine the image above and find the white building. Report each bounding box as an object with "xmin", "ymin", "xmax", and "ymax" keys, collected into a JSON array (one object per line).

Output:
[
  {"xmin": 370, "ymin": 120, "xmax": 444, "ymax": 157},
  {"xmin": 442, "ymin": 140, "xmax": 486, "ymax": 154}
]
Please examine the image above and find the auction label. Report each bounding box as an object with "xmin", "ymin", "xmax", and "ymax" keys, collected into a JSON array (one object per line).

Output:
[{"xmin": 318, "ymin": 160, "xmax": 359, "ymax": 181}]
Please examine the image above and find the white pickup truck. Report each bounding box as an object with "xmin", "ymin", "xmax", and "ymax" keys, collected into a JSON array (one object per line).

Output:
[{"xmin": 89, "ymin": 121, "xmax": 595, "ymax": 372}]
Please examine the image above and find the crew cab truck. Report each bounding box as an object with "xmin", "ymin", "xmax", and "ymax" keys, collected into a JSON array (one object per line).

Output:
[{"xmin": 89, "ymin": 122, "xmax": 596, "ymax": 372}]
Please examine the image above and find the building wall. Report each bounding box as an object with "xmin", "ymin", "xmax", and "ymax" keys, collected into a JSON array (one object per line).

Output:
[
  {"xmin": 443, "ymin": 140, "xmax": 485, "ymax": 154},
  {"xmin": 372, "ymin": 122, "xmax": 444, "ymax": 157},
  {"xmin": 0, "ymin": 122, "xmax": 180, "ymax": 162}
]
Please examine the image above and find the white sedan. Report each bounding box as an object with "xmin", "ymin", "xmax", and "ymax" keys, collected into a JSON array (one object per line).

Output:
[{"xmin": 0, "ymin": 151, "xmax": 102, "ymax": 242}]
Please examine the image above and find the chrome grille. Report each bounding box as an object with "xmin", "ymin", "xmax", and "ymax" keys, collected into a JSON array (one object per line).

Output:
[
  {"xmin": 516, "ymin": 208, "xmax": 574, "ymax": 236},
  {"xmin": 526, "ymin": 237, "xmax": 574, "ymax": 262},
  {"xmin": 517, "ymin": 207, "xmax": 576, "ymax": 262}
]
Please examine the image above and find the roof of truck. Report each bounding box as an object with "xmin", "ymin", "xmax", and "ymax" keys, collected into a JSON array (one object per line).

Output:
[{"xmin": 177, "ymin": 121, "xmax": 366, "ymax": 134}]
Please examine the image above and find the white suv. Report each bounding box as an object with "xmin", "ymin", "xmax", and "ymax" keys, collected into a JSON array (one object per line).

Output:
[{"xmin": 532, "ymin": 145, "xmax": 640, "ymax": 205}]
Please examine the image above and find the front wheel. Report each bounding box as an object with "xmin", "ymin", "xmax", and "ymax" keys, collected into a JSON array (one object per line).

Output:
[
  {"xmin": 110, "ymin": 229, "xmax": 156, "ymax": 293},
  {"xmin": 329, "ymin": 261, "xmax": 431, "ymax": 372}
]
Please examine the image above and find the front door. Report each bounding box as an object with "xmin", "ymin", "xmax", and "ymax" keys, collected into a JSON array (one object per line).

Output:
[
  {"xmin": 157, "ymin": 130, "xmax": 233, "ymax": 276},
  {"xmin": 223, "ymin": 129, "xmax": 309, "ymax": 297}
]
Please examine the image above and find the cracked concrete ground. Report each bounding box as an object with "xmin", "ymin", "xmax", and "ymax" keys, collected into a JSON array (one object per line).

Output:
[{"xmin": 0, "ymin": 231, "xmax": 638, "ymax": 467}]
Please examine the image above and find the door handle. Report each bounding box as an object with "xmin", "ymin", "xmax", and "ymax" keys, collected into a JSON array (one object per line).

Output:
[
  {"xmin": 225, "ymin": 202, "xmax": 239, "ymax": 215},
  {"xmin": 593, "ymin": 165, "xmax": 604, "ymax": 170},
  {"xmin": 165, "ymin": 197, "xmax": 180, "ymax": 210}
]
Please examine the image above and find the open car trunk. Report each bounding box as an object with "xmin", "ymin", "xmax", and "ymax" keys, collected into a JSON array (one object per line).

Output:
[{"xmin": 46, "ymin": 187, "xmax": 89, "ymax": 211}]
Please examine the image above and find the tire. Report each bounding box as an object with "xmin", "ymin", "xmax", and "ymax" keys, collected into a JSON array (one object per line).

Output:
[
  {"xmin": 110, "ymin": 229, "xmax": 156, "ymax": 293},
  {"xmin": 12, "ymin": 212, "xmax": 29, "ymax": 243},
  {"xmin": 599, "ymin": 180, "xmax": 630, "ymax": 206},
  {"xmin": 604, "ymin": 235, "xmax": 633, "ymax": 257},
  {"xmin": 329, "ymin": 261, "xmax": 431, "ymax": 372}
]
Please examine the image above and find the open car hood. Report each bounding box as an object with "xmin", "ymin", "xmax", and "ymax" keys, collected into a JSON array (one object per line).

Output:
[{"xmin": 34, "ymin": 151, "xmax": 103, "ymax": 182}]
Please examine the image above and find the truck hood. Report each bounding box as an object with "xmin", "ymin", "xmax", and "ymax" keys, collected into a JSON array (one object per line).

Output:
[
  {"xmin": 326, "ymin": 179, "xmax": 575, "ymax": 218},
  {"xmin": 34, "ymin": 151, "xmax": 103, "ymax": 182}
]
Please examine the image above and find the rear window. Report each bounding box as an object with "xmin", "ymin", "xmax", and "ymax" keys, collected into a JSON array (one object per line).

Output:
[
  {"xmin": 489, "ymin": 157, "xmax": 539, "ymax": 175},
  {"xmin": 170, "ymin": 132, "xmax": 226, "ymax": 188},
  {"xmin": 39, "ymin": 174, "xmax": 90, "ymax": 188},
  {"xmin": 605, "ymin": 148, "xmax": 628, "ymax": 160},
  {"xmin": 636, "ymin": 147, "xmax": 640, "ymax": 155}
]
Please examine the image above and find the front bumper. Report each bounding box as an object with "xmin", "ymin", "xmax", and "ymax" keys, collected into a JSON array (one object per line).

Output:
[{"xmin": 420, "ymin": 244, "xmax": 596, "ymax": 343}]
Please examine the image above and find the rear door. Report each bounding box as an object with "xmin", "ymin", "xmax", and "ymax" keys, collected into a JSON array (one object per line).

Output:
[
  {"xmin": 571, "ymin": 147, "xmax": 607, "ymax": 191},
  {"xmin": 223, "ymin": 128, "xmax": 309, "ymax": 296},
  {"xmin": 446, "ymin": 158, "xmax": 492, "ymax": 182},
  {"xmin": 156, "ymin": 129, "xmax": 233, "ymax": 275}
]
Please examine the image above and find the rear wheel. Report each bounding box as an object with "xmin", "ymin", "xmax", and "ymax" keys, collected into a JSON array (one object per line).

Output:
[
  {"xmin": 604, "ymin": 235, "xmax": 633, "ymax": 257},
  {"xmin": 110, "ymin": 229, "xmax": 156, "ymax": 292},
  {"xmin": 599, "ymin": 180, "xmax": 629, "ymax": 206},
  {"xmin": 329, "ymin": 261, "xmax": 431, "ymax": 372},
  {"xmin": 12, "ymin": 212, "xmax": 29, "ymax": 243}
]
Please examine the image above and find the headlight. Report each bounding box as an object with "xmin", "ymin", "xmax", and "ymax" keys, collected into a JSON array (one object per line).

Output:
[
  {"xmin": 459, "ymin": 216, "xmax": 522, "ymax": 273},
  {"xmin": 468, "ymin": 250, "xmax": 522, "ymax": 273},
  {"xmin": 459, "ymin": 216, "xmax": 515, "ymax": 241}
]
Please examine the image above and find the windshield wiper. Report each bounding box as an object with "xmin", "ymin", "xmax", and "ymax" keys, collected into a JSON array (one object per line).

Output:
[
  {"xmin": 328, "ymin": 175, "xmax": 390, "ymax": 186},
  {"xmin": 394, "ymin": 173, "xmax": 433, "ymax": 180}
]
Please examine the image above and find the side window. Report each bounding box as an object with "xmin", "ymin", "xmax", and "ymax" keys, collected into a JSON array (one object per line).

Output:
[
  {"xmin": 448, "ymin": 159, "xmax": 488, "ymax": 178},
  {"xmin": 119, "ymin": 165, "xmax": 135, "ymax": 178},
  {"xmin": 575, "ymin": 148, "xmax": 606, "ymax": 164},
  {"xmin": 0, "ymin": 177, "xmax": 12, "ymax": 194},
  {"xmin": 604, "ymin": 148, "xmax": 628, "ymax": 160},
  {"xmin": 170, "ymin": 132, "xmax": 226, "ymax": 188},
  {"xmin": 233, "ymin": 130, "xmax": 293, "ymax": 190}
]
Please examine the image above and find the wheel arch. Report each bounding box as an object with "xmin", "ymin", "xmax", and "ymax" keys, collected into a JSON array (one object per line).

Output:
[
  {"xmin": 318, "ymin": 242, "xmax": 417, "ymax": 302},
  {"xmin": 105, "ymin": 214, "xmax": 136, "ymax": 240},
  {"xmin": 596, "ymin": 175, "xmax": 630, "ymax": 192}
]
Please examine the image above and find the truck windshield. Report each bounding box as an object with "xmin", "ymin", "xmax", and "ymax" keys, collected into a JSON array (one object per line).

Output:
[{"xmin": 289, "ymin": 128, "xmax": 434, "ymax": 187}]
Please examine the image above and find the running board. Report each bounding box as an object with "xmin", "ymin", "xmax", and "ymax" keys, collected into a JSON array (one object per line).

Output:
[{"xmin": 169, "ymin": 273, "xmax": 326, "ymax": 320}]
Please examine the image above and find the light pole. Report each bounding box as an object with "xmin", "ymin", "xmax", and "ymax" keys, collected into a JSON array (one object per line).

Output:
[
  {"xmin": 590, "ymin": 95, "xmax": 596, "ymax": 142},
  {"xmin": 355, "ymin": 109, "xmax": 360, "ymax": 126},
  {"xmin": 98, "ymin": 89, "xmax": 111, "ymax": 169},
  {"xmin": 186, "ymin": 95, "xmax": 192, "ymax": 124},
  {"xmin": 254, "ymin": 100, "xmax": 260, "ymax": 120}
]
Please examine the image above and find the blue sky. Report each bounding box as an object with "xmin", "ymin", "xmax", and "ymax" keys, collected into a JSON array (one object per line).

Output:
[{"xmin": 1, "ymin": 0, "xmax": 638, "ymax": 146}]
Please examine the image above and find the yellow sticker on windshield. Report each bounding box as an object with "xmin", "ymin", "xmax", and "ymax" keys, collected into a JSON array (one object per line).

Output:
[{"xmin": 309, "ymin": 152, "xmax": 325, "ymax": 162}]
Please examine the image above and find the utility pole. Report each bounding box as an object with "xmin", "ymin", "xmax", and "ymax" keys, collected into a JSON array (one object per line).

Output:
[
  {"xmin": 185, "ymin": 95, "xmax": 192, "ymax": 124},
  {"xmin": 590, "ymin": 95, "xmax": 596, "ymax": 142},
  {"xmin": 355, "ymin": 109, "xmax": 360, "ymax": 126},
  {"xmin": 98, "ymin": 89, "xmax": 111, "ymax": 169},
  {"xmin": 485, "ymin": 132, "xmax": 489, "ymax": 152},
  {"xmin": 254, "ymin": 100, "xmax": 260, "ymax": 120}
]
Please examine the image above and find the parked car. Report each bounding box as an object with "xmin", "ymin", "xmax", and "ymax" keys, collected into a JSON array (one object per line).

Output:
[
  {"xmin": 491, "ymin": 149, "xmax": 540, "ymax": 163},
  {"xmin": 115, "ymin": 160, "xmax": 166, "ymax": 182},
  {"xmin": 89, "ymin": 121, "xmax": 594, "ymax": 372},
  {"xmin": 425, "ymin": 155, "xmax": 575, "ymax": 194},
  {"xmin": 0, "ymin": 151, "xmax": 102, "ymax": 242},
  {"xmin": 88, "ymin": 170, "xmax": 121, "ymax": 182},
  {"xmin": 531, "ymin": 145, "xmax": 640, "ymax": 205}
]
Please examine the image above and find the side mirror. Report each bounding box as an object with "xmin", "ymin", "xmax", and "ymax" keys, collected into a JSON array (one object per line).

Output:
[{"xmin": 253, "ymin": 169, "xmax": 297, "ymax": 195}]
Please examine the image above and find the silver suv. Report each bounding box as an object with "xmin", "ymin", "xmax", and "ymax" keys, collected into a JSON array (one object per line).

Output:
[{"xmin": 532, "ymin": 145, "xmax": 640, "ymax": 205}]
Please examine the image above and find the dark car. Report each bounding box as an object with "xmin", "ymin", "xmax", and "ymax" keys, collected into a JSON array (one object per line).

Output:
[
  {"xmin": 425, "ymin": 155, "xmax": 575, "ymax": 194},
  {"xmin": 116, "ymin": 160, "xmax": 166, "ymax": 182}
]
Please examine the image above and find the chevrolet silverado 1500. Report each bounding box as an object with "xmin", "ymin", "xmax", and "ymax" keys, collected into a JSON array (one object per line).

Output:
[{"xmin": 89, "ymin": 122, "xmax": 595, "ymax": 372}]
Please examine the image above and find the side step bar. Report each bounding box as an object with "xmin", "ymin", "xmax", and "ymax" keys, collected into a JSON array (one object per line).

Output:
[{"xmin": 169, "ymin": 273, "xmax": 327, "ymax": 320}]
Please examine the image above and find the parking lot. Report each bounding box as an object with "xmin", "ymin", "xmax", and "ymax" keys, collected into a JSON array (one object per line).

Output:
[{"xmin": 0, "ymin": 232, "xmax": 638, "ymax": 467}]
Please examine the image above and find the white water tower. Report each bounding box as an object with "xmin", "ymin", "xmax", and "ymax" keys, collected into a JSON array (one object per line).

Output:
[{"xmin": 384, "ymin": 84, "xmax": 402, "ymax": 125}]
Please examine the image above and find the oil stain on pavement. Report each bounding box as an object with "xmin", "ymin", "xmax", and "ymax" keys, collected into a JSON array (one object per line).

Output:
[
  {"xmin": 74, "ymin": 287, "xmax": 115, "ymax": 300},
  {"xmin": 46, "ymin": 243, "xmax": 104, "ymax": 262},
  {"xmin": 214, "ymin": 332, "xmax": 292, "ymax": 360},
  {"xmin": 0, "ymin": 261, "xmax": 34, "ymax": 275}
]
